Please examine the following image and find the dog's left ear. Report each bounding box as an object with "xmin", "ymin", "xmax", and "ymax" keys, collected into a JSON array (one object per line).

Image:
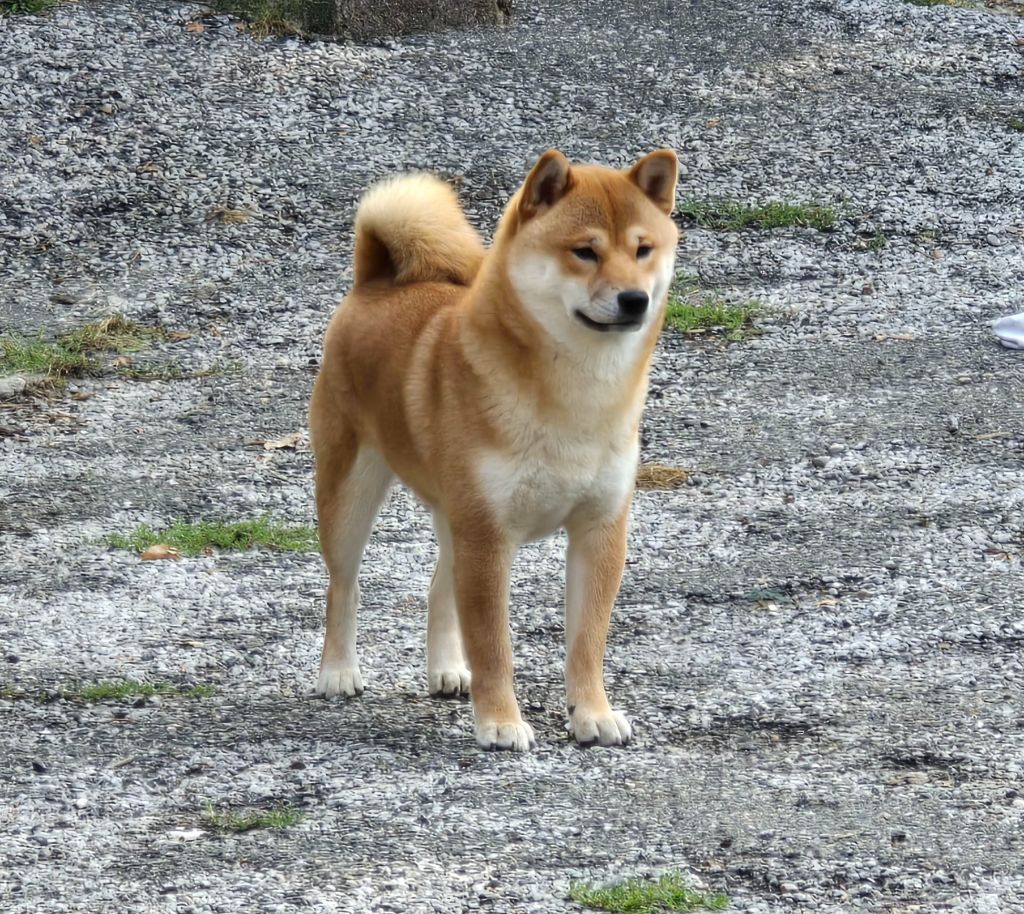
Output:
[
  {"xmin": 629, "ymin": 149, "xmax": 678, "ymax": 214},
  {"xmin": 519, "ymin": 150, "xmax": 573, "ymax": 220}
]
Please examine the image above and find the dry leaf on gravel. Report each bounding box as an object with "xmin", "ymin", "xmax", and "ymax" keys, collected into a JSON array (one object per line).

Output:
[
  {"xmin": 262, "ymin": 432, "xmax": 303, "ymax": 450},
  {"xmin": 184, "ymin": 22, "xmax": 205, "ymax": 34},
  {"xmin": 168, "ymin": 331, "xmax": 192, "ymax": 342},
  {"xmin": 205, "ymin": 206, "xmax": 253, "ymax": 225},
  {"xmin": 141, "ymin": 544, "xmax": 181, "ymax": 561}
]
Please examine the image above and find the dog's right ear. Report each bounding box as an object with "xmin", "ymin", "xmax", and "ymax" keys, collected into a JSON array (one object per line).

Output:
[{"xmin": 519, "ymin": 150, "xmax": 573, "ymax": 221}]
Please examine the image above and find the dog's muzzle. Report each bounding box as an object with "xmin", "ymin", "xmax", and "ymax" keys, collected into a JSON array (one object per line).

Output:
[{"xmin": 574, "ymin": 290, "xmax": 649, "ymax": 333}]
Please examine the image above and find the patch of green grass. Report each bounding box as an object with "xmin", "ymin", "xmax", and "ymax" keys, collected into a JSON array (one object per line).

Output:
[
  {"xmin": 665, "ymin": 298, "xmax": 760, "ymax": 337},
  {"xmin": 8, "ymin": 681, "xmax": 216, "ymax": 703},
  {"xmin": 1008, "ymin": 117, "xmax": 1024, "ymax": 132},
  {"xmin": 202, "ymin": 802, "xmax": 303, "ymax": 833},
  {"xmin": 677, "ymin": 199, "xmax": 837, "ymax": 232},
  {"xmin": 0, "ymin": 315, "xmax": 161, "ymax": 386},
  {"xmin": 0, "ymin": 334, "xmax": 92, "ymax": 379},
  {"xmin": 665, "ymin": 274, "xmax": 761, "ymax": 340},
  {"xmin": 903, "ymin": 0, "xmax": 977, "ymax": 7},
  {"xmin": 108, "ymin": 516, "xmax": 319, "ymax": 556},
  {"xmin": 70, "ymin": 681, "xmax": 214, "ymax": 702},
  {"xmin": 0, "ymin": 0, "xmax": 58, "ymax": 13},
  {"xmin": 211, "ymin": 1, "xmax": 310, "ymax": 37},
  {"xmin": 64, "ymin": 314, "xmax": 158, "ymax": 353},
  {"xmin": 569, "ymin": 872, "xmax": 729, "ymax": 914}
]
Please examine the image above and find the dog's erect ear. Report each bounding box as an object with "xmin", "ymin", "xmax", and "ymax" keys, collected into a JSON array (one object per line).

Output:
[
  {"xmin": 629, "ymin": 149, "xmax": 678, "ymax": 214},
  {"xmin": 519, "ymin": 150, "xmax": 573, "ymax": 220}
]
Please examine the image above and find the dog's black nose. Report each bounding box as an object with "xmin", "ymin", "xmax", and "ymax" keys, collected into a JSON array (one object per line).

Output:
[{"xmin": 617, "ymin": 290, "xmax": 649, "ymax": 318}]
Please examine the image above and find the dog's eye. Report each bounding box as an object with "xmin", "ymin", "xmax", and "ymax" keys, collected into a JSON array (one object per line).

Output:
[
  {"xmin": 637, "ymin": 245, "xmax": 654, "ymax": 259},
  {"xmin": 572, "ymin": 247, "xmax": 599, "ymax": 262}
]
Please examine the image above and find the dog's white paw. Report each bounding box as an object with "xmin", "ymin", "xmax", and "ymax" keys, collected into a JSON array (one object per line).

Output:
[
  {"xmin": 428, "ymin": 665, "xmax": 471, "ymax": 698},
  {"xmin": 569, "ymin": 705, "xmax": 632, "ymax": 747},
  {"xmin": 475, "ymin": 718, "xmax": 536, "ymax": 752},
  {"xmin": 316, "ymin": 663, "xmax": 364, "ymax": 698}
]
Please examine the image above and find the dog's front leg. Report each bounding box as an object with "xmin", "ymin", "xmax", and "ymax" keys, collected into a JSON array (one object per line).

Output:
[
  {"xmin": 452, "ymin": 532, "xmax": 535, "ymax": 751},
  {"xmin": 564, "ymin": 509, "xmax": 632, "ymax": 747}
]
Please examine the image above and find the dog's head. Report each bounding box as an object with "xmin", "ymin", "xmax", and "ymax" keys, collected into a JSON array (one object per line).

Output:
[{"xmin": 500, "ymin": 150, "xmax": 679, "ymax": 351}]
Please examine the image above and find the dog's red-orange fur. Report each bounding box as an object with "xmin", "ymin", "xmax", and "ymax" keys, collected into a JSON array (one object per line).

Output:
[{"xmin": 310, "ymin": 150, "xmax": 679, "ymax": 750}]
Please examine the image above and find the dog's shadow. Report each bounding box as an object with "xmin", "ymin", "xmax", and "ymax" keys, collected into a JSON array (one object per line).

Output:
[{"xmin": 302, "ymin": 687, "xmax": 579, "ymax": 759}]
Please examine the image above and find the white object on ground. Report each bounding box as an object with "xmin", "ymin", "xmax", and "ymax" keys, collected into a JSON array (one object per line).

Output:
[{"xmin": 993, "ymin": 312, "xmax": 1024, "ymax": 350}]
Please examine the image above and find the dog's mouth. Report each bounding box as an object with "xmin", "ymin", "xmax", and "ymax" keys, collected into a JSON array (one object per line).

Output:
[{"xmin": 574, "ymin": 311, "xmax": 643, "ymax": 333}]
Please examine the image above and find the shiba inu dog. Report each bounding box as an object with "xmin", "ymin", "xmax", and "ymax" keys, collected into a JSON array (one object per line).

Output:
[{"xmin": 309, "ymin": 149, "xmax": 679, "ymax": 750}]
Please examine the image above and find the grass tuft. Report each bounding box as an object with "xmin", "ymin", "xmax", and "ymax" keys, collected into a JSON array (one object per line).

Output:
[
  {"xmin": 61, "ymin": 681, "xmax": 213, "ymax": 702},
  {"xmin": 636, "ymin": 464, "xmax": 690, "ymax": 490},
  {"xmin": 569, "ymin": 872, "xmax": 729, "ymax": 913},
  {"xmin": 0, "ymin": 315, "xmax": 162, "ymax": 386},
  {"xmin": 108, "ymin": 516, "xmax": 319, "ymax": 556},
  {"xmin": 1008, "ymin": 117, "xmax": 1024, "ymax": 132},
  {"xmin": 903, "ymin": 0, "xmax": 977, "ymax": 7},
  {"xmin": 0, "ymin": 0, "xmax": 58, "ymax": 13},
  {"xmin": 665, "ymin": 274, "xmax": 761, "ymax": 340},
  {"xmin": 665, "ymin": 299, "xmax": 760, "ymax": 337},
  {"xmin": 0, "ymin": 334, "xmax": 91, "ymax": 379},
  {"xmin": 210, "ymin": 1, "xmax": 309, "ymax": 37},
  {"xmin": 677, "ymin": 199, "xmax": 837, "ymax": 232},
  {"xmin": 64, "ymin": 314, "xmax": 158, "ymax": 353},
  {"xmin": 202, "ymin": 802, "xmax": 304, "ymax": 833}
]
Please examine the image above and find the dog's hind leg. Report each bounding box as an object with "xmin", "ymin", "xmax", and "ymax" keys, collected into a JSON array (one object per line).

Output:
[
  {"xmin": 426, "ymin": 511, "xmax": 471, "ymax": 697},
  {"xmin": 311, "ymin": 403, "xmax": 393, "ymax": 698}
]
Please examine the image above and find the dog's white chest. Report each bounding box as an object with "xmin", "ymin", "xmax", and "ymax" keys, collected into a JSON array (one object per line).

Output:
[{"xmin": 475, "ymin": 431, "xmax": 637, "ymax": 542}]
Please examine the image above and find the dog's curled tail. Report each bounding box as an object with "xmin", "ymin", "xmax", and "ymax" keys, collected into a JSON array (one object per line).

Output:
[{"xmin": 353, "ymin": 174, "xmax": 486, "ymax": 287}]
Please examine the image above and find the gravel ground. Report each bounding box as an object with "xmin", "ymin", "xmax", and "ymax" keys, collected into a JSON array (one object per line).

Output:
[{"xmin": 2, "ymin": 1, "xmax": 1024, "ymax": 912}]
